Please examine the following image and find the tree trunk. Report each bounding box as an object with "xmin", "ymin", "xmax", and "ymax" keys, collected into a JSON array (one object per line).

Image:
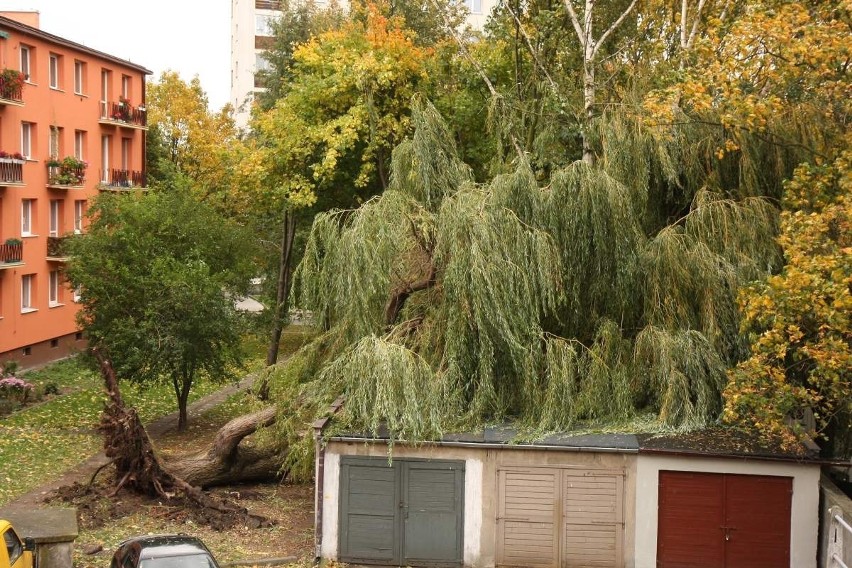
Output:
[
  {"xmin": 167, "ymin": 406, "xmax": 285, "ymax": 488},
  {"xmin": 177, "ymin": 373, "xmax": 192, "ymax": 432},
  {"xmin": 265, "ymin": 210, "xmax": 297, "ymax": 371},
  {"xmin": 93, "ymin": 349, "xmax": 273, "ymax": 526}
]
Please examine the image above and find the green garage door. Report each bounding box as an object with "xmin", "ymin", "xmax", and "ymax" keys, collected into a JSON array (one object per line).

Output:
[{"xmin": 339, "ymin": 457, "xmax": 465, "ymax": 567}]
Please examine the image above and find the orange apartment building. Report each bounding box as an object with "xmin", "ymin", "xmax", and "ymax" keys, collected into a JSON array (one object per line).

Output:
[{"xmin": 0, "ymin": 12, "xmax": 151, "ymax": 369}]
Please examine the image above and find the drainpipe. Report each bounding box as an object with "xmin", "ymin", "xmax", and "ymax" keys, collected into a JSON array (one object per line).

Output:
[{"xmin": 313, "ymin": 397, "xmax": 344, "ymax": 561}]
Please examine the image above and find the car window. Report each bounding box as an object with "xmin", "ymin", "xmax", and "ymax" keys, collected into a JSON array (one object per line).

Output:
[
  {"xmin": 3, "ymin": 528, "xmax": 24, "ymax": 566},
  {"xmin": 139, "ymin": 554, "xmax": 217, "ymax": 568}
]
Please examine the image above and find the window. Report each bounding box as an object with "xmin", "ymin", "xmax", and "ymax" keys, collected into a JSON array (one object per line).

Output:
[
  {"xmin": 101, "ymin": 135, "xmax": 111, "ymax": 182},
  {"xmin": 75, "ymin": 130, "xmax": 86, "ymax": 160},
  {"xmin": 20, "ymin": 122, "xmax": 33, "ymax": 159},
  {"xmin": 3, "ymin": 527, "xmax": 23, "ymax": 566},
  {"xmin": 20, "ymin": 45, "xmax": 31, "ymax": 80},
  {"xmin": 21, "ymin": 274, "xmax": 34, "ymax": 312},
  {"xmin": 255, "ymin": 53, "xmax": 272, "ymax": 72},
  {"xmin": 120, "ymin": 138, "xmax": 129, "ymax": 170},
  {"xmin": 21, "ymin": 198, "xmax": 34, "ymax": 235},
  {"xmin": 74, "ymin": 60, "xmax": 86, "ymax": 94},
  {"xmin": 48, "ymin": 270, "xmax": 60, "ymax": 306},
  {"xmin": 74, "ymin": 200, "xmax": 86, "ymax": 233},
  {"xmin": 49, "ymin": 125, "xmax": 61, "ymax": 159},
  {"xmin": 73, "ymin": 286, "xmax": 82, "ymax": 303},
  {"xmin": 49, "ymin": 199, "xmax": 61, "ymax": 236},
  {"xmin": 255, "ymin": 14, "xmax": 274, "ymax": 35},
  {"xmin": 22, "ymin": 346, "xmax": 31, "ymax": 356},
  {"xmin": 50, "ymin": 339, "xmax": 59, "ymax": 348},
  {"xmin": 101, "ymin": 69, "xmax": 111, "ymax": 117},
  {"xmin": 465, "ymin": 0, "xmax": 482, "ymax": 13},
  {"xmin": 49, "ymin": 53, "xmax": 60, "ymax": 89},
  {"xmin": 121, "ymin": 75, "xmax": 131, "ymax": 99}
]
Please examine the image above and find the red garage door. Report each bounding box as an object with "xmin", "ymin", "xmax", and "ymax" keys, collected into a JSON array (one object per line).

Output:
[{"xmin": 657, "ymin": 471, "xmax": 792, "ymax": 568}]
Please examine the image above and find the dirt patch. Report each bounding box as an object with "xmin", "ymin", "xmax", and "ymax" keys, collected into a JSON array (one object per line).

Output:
[{"xmin": 48, "ymin": 476, "xmax": 315, "ymax": 566}]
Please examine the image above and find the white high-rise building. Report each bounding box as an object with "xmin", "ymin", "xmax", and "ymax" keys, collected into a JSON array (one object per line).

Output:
[{"xmin": 230, "ymin": 0, "xmax": 498, "ymax": 129}]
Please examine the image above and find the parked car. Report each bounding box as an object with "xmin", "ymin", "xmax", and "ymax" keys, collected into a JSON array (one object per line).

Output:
[
  {"xmin": 109, "ymin": 535, "xmax": 220, "ymax": 568},
  {"xmin": 0, "ymin": 519, "xmax": 35, "ymax": 568}
]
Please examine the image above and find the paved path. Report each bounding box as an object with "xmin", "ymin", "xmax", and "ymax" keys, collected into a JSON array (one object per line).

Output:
[{"xmin": 5, "ymin": 373, "xmax": 259, "ymax": 510}]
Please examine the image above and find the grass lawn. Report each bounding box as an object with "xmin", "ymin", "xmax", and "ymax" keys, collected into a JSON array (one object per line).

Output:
[{"xmin": 0, "ymin": 326, "xmax": 316, "ymax": 507}]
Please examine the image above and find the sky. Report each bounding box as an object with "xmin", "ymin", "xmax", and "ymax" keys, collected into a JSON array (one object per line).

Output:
[{"xmin": 5, "ymin": 1, "xmax": 232, "ymax": 110}]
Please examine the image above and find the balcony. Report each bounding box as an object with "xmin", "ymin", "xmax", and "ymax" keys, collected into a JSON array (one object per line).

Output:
[
  {"xmin": 0, "ymin": 240, "xmax": 23, "ymax": 269},
  {"xmin": 0, "ymin": 69, "xmax": 25, "ymax": 106},
  {"xmin": 255, "ymin": 0, "xmax": 281, "ymax": 10},
  {"xmin": 0, "ymin": 153, "xmax": 25, "ymax": 186},
  {"xmin": 98, "ymin": 169, "xmax": 147, "ymax": 192},
  {"xmin": 46, "ymin": 235, "xmax": 72, "ymax": 262},
  {"xmin": 99, "ymin": 98, "xmax": 147, "ymax": 129},
  {"xmin": 46, "ymin": 157, "xmax": 87, "ymax": 190}
]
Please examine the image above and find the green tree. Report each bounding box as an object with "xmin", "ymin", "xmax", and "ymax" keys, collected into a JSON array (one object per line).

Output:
[
  {"xmin": 66, "ymin": 190, "xmax": 257, "ymax": 431},
  {"xmin": 253, "ymin": 0, "xmax": 347, "ymax": 111},
  {"xmin": 236, "ymin": 7, "xmax": 428, "ymax": 367},
  {"xmin": 147, "ymin": 71, "xmax": 238, "ymax": 198}
]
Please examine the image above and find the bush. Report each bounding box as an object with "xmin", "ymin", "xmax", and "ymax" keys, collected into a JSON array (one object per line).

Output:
[
  {"xmin": 0, "ymin": 398, "xmax": 18, "ymax": 417},
  {"xmin": 43, "ymin": 381, "xmax": 60, "ymax": 396},
  {"xmin": 0, "ymin": 377, "xmax": 34, "ymax": 404}
]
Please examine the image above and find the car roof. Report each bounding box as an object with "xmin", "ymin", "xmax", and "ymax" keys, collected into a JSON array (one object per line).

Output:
[{"xmin": 118, "ymin": 535, "xmax": 213, "ymax": 560}]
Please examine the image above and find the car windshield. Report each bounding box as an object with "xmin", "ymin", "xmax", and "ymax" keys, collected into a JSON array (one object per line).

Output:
[{"xmin": 139, "ymin": 554, "xmax": 216, "ymax": 568}]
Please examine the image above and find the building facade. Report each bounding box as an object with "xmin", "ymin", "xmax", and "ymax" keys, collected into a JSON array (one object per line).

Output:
[
  {"xmin": 230, "ymin": 0, "xmax": 499, "ymax": 129},
  {"xmin": 0, "ymin": 12, "xmax": 151, "ymax": 369}
]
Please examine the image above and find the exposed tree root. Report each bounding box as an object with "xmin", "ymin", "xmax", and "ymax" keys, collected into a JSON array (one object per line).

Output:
[{"xmin": 94, "ymin": 350, "xmax": 273, "ymax": 528}]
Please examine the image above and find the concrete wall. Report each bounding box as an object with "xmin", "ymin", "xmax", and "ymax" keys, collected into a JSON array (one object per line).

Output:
[
  {"xmin": 635, "ymin": 454, "xmax": 820, "ymax": 568},
  {"xmin": 320, "ymin": 441, "xmax": 637, "ymax": 568},
  {"xmin": 820, "ymin": 473, "xmax": 852, "ymax": 568}
]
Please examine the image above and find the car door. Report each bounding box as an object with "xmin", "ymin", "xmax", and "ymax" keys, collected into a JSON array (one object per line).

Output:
[{"xmin": 2, "ymin": 526, "xmax": 28, "ymax": 568}]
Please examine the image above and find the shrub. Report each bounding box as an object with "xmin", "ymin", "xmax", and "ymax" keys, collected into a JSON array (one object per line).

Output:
[{"xmin": 0, "ymin": 376, "xmax": 34, "ymax": 404}]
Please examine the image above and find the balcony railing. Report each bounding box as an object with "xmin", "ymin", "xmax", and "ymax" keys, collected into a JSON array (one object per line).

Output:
[
  {"xmin": 100, "ymin": 169, "xmax": 147, "ymax": 190},
  {"xmin": 0, "ymin": 158, "xmax": 24, "ymax": 185},
  {"xmin": 100, "ymin": 100, "xmax": 147, "ymax": 128},
  {"xmin": 47, "ymin": 236, "xmax": 72, "ymax": 260},
  {"xmin": 0, "ymin": 242, "xmax": 23, "ymax": 264},
  {"xmin": 47, "ymin": 161, "xmax": 87, "ymax": 188},
  {"xmin": 256, "ymin": 0, "xmax": 281, "ymax": 10},
  {"xmin": 0, "ymin": 70, "xmax": 25, "ymax": 104}
]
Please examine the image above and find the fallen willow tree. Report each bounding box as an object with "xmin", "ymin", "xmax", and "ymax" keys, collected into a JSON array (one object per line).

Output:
[{"xmin": 260, "ymin": 100, "xmax": 789, "ymax": 477}]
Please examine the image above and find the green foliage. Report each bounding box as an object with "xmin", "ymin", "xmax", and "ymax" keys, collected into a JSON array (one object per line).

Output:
[
  {"xmin": 65, "ymin": 190, "xmax": 258, "ymax": 427},
  {"xmin": 266, "ymin": 99, "xmax": 787, "ymax": 477}
]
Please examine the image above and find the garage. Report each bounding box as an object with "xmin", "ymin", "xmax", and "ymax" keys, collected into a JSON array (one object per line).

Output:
[
  {"xmin": 657, "ymin": 471, "xmax": 792, "ymax": 568},
  {"xmin": 338, "ymin": 456, "xmax": 465, "ymax": 567},
  {"xmin": 496, "ymin": 466, "xmax": 625, "ymax": 568}
]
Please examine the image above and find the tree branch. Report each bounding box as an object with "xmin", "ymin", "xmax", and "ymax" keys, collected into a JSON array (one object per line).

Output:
[
  {"xmin": 593, "ymin": 0, "xmax": 640, "ymax": 58},
  {"xmin": 562, "ymin": 0, "xmax": 587, "ymax": 46}
]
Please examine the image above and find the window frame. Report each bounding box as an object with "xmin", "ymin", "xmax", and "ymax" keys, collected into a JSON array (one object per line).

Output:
[
  {"xmin": 48, "ymin": 270, "xmax": 60, "ymax": 306},
  {"xmin": 74, "ymin": 200, "xmax": 86, "ymax": 234},
  {"xmin": 101, "ymin": 135, "xmax": 111, "ymax": 183},
  {"xmin": 74, "ymin": 60, "xmax": 86, "ymax": 95},
  {"xmin": 21, "ymin": 198, "xmax": 34, "ymax": 236},
  {"xmin": 20, "ymin": 45, "xmax": 31, "ymax": 81},
  {"xmin": 75, "ymin": 130, "xmax": 86, "ymax": 160},
  {"xmin": 21, "ymin": 274, "xmax": 34, "ymax": 312},
  {"xmin": 21, "ymin": 122, "xmax": 33, "ymax": 159},
  {"xmin": 49, "ymin": 199, "xmax": 61, "ymax": 237},
  {"xmin": 49, "ymin": 52, "xmax": 60, "ymax": 89}
]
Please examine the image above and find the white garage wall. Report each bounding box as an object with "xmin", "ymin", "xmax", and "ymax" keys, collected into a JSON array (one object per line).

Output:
[{"xmin": 634, "ymin": 455, "xmax": 820, "ymax": 568}]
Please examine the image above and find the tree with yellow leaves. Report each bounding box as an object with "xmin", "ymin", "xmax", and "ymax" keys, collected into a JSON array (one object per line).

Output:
[
  {"xmin": 146, "ymin": 71, "xmax": 238, "ymax": 198},
  {"xmin": 236, "ymin": 6, "xmax": 428, "ymax": 368}
]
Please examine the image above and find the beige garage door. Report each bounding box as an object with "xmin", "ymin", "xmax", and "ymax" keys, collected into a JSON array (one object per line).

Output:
[{"xmin": 497, "ymin": 467, "xmax": 624, "ymax": 568}]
